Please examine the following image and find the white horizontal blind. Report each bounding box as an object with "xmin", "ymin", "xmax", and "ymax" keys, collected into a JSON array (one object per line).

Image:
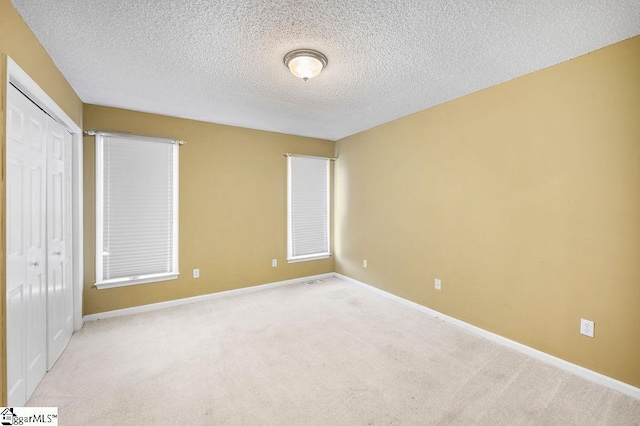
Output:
[
  {"xmin": 96, "ymin": 134, "xmax": 178, "ymax": 287},
  {"xmin": 288, "ymin": 156, "xmax": 330, "ymax": 262}
]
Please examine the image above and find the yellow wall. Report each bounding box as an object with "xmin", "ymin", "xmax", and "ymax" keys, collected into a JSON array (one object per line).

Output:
[
  {"xmin": 83, "ymin": 105, "xmax": 334, "ymax": 314},
  {"xmin": 0, "ymin": 0, "xmax": 83, "ymax": 404},
  {"xmin": 335, "ymin": 36, "xmax": 640, "ymax": 387}
]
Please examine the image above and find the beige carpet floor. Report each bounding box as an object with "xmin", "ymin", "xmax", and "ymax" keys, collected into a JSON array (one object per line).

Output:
[{"xmin": 28, "ymin": 277, "xmax": 640, "ymax": 425}]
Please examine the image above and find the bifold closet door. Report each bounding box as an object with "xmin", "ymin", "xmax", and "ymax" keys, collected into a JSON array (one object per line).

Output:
[
  {"xmin": 46, "ymin": 115, "xmax": 73, "ymax": 369},
  {"xmin": 6, "ymin": 84, "xmax": 48, "ymax": 407},
  {"xmin": 6, "ymin": 84, "xmax": 74, "ymax": 406}
]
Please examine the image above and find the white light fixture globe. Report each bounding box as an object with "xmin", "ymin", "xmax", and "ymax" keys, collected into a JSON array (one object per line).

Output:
[{"xmin": 284, "ymin": 49, "xmax": 328, "ymax": 81}]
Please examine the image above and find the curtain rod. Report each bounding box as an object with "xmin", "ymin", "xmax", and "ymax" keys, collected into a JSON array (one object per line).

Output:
[
  {"xmin": 84, "ymin": 130, "xmax": 186, "ymax": 146},
  {"xmin": 284, "ymin": 153, "xmax": 336, "ymax": 161}
]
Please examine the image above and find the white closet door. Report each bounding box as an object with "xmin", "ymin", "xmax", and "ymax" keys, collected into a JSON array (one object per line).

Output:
[
  {"xmin": 6, "ymin": 85, "xmax": 48, "ymax": 406},
  {"xmin": 46, "ymin": 116, "xmax": 73, "ymax": 368}
]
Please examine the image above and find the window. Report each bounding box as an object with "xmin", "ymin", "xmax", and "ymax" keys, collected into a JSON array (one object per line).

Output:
[
  {"xmin": 95, "ymin": 133, "xmax": 179, "ymax": 289},
  {"xmin": 287, "ymin": 155, "xmax": 330, "ymax": 263}
]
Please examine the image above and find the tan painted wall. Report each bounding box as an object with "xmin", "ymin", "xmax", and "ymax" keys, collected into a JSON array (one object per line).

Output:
[
  {"xmin": 335, "ymin": 36, "xmax": 640, "ymax": 387},
  {"xmin": 0, "ymin": 0, "xmax": 83, "ymax": 404},
  {"xmin": 83, "ymin": 105, "xmax": 334, "ymax": 314}
]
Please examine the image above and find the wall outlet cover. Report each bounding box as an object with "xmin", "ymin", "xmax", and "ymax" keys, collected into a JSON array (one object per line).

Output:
[
  {"xmin": 193, "ymin": 268, "xmax": 200, "ymax": 278},
  {"xmin": 363, "ymin": 259, "xmax": 368, "ymax": 268},
  {"xmin": 435, "ymin": 278, "xmax": 441, "ymax": 290},
  {"xmin": 580, "ymin": 318, "xmax": 594, "ymax": 338},
  {"xmin": 272, "ymin": 259, "xmax": 278, "ymax": 267}
]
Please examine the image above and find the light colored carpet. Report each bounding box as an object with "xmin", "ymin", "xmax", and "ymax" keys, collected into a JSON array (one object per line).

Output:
[{"xmin": 28, "ymin": 277, "xmax": 640, "ymax": 425}]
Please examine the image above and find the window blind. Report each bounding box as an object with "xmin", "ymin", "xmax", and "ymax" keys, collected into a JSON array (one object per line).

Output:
[
  {"xmin": 287, "ymin": 156, "xmax": 330, "ymax": 262},
  {"xmin": 95, "ymin": 133, "xmax": 179, "ymax": 288}
]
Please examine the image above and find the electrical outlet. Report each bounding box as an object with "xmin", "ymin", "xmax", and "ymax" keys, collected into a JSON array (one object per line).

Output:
[
  {"xmin": 193, "ymin": 268, "xmax": 200, "ymax": 278},
  {"xmin": 434, "ymin": 278, "xmax": 441, "ymax": 290},
  {"xmin": 272, "ymin": 259, "xmax": 278, "ymax": 268},
  {"xmin": 580, "ymin": 319, "xmax": 594, "ymax": 337},
  {"xmin": 363, "ymin": 259, "xmax": 368, "ymax": 268}
]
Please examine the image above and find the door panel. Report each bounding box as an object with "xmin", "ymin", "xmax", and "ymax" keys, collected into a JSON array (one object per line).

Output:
[
  {"xmin": 7, "ymin": 102, "xmax": 26, "ymax": 294},
  {"xmin": 6, "ymin": 85, "xmax": 48, "ymax": 406},
  {"xmin": 29, "ymin": 168, "xmax": 42, "ymax": 247},
  {"xmin": 25, "ymin": 163, "xmax": 47, "ymax": 399},
  {"xmin": 47, "ymin": 115, "xmax": 73, "ymax": 369},
  {"xmin": 51, "ymin": 173, "xmax": 63, "ymax": 242},
  {"xmin": 25, "ymin": 272, "xmax": 46, "ymax": 398},
  {"xmin": 7, "ymin": 159, "xmax": 24, "ymax": 281},
  {"xmin": 6, "ymin": 286, "xmax": 26, "ymax": 407}
]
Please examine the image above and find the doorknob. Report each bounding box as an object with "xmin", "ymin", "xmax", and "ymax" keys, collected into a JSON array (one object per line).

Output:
[
  {"xmin": 30, "ymin": 261, "xmax": 39, "ymax": 267},
  {"xmin": 53, "ymin": 251, "xmax": 62, "ymax": 256}
]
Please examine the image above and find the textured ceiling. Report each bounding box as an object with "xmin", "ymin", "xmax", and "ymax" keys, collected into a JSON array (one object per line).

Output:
[{"xmin": 11, "ymin": 0, "xmax": 640, "ymax": 141}]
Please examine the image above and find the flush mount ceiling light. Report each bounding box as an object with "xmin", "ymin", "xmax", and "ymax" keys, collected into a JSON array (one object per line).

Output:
[{"xmin": 284, "ymin": 49, "xmax": 328, "ymax": 81}]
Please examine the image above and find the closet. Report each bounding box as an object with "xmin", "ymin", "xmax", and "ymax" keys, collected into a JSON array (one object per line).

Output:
[{"xmin": 6, "ymin": 84, "xmax": 73, "ymax": 406}]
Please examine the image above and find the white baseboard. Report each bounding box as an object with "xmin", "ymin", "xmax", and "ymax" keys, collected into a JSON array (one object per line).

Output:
[
  {"xmin": 83, "ymin": 273, "xmax": 335, "ymax": 322},
  {"xmin": 334, "ymin": 273, "xmax": 640, "ymax": 400}
]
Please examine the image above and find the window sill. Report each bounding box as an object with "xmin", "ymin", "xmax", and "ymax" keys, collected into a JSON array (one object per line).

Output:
[
  {"xmin": 95, "ymin": 273, "xmax": 180, "ymax": 290},
  {"xmin": 287, "ymin": 253, "xmax": 331, "ymax": 264}
]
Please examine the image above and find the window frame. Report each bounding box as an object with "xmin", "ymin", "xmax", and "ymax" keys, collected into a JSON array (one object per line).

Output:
[
  {"xmin": 94, "ymin": 132, "xmax": 179, "ymax": 289},
  {"xmin": 287, "ymin": 155, "xmax": 331, "ymax": 263}
]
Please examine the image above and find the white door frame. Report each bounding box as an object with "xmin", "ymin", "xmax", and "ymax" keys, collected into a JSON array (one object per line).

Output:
[{"xmin": 6, "ymin": 57, "xmax": 84, "ymax": 332}]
